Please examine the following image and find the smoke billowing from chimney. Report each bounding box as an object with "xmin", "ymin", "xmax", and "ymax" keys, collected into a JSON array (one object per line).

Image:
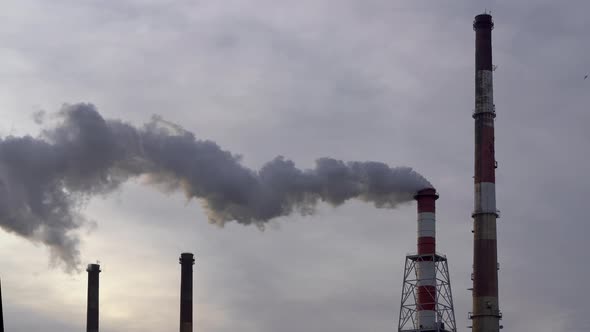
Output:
[{"xmin": 0, "ymin": 103, "xmax": 431, "ymax": 271}]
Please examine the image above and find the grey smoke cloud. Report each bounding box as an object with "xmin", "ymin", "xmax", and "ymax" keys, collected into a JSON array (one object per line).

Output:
[{"xmin": 0, "ymin": 103, "xmax": 431, "ymax": 271}]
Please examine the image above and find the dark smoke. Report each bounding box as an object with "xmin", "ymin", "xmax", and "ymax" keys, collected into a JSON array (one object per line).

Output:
[{"xmin": 0, "ymin": 103, "xmax": 431, "ymax": 271}]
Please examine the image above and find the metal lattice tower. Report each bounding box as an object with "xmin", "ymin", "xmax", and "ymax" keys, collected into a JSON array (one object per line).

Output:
[{"xmin": 398, "ymin": 253, "xmax": 457, "ymax": 332}]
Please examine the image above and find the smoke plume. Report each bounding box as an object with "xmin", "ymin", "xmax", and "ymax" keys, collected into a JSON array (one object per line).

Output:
[{"xmin": 0, "ymin": 103, "xmax": 431, "ymax": 271}]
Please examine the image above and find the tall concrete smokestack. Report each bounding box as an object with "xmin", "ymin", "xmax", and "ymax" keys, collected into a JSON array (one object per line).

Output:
[
  {"xmin": 179, "ymin": 253, "xmax": 195, "ymax": 332},
  {"xmin": 86, "ymin": 264, "xmax": 101, "ymax": 332},
  {"xmin": 471, "ymin": 12, "xmax": 502, "ymax": 332},
  {"xmin": 415, "ymin": 188, "xmax": 438, "ymax": 330}
]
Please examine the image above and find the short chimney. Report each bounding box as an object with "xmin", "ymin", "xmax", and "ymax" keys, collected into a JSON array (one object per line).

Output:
[
  {"xmin": 179, "ymin": 253, "xmax": 195, "ymax": 332},
  {"xmin": 1, "ymin": 278, "xmax": 4, "ymax": 332},
  {"xmin": 86, "ymin": 264, "xmax": 101, "ymax": 332}
]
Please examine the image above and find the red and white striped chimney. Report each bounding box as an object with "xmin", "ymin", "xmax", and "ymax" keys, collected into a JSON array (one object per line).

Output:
[
  {"xmin": 415, "ymin": 188, "xmax": 438, "ymax": 330},
  {"xmin": 472, "ymin": 12, "xmax": 501, "ymax": 332}
]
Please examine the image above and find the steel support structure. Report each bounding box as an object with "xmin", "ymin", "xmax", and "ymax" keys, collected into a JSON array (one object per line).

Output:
[{"xmin": 398, "ymin": 253, "xmax": 456, "ymax": 332}]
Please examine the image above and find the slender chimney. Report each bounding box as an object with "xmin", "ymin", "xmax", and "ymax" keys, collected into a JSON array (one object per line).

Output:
[
  {"xmin": 414, "ymin": 188, "xmax": 438, "ymax": 330},
  {"xmin": 471, "ymin": 12, "xmax": 501, "ymax": 332},
  {"xmin": 0, "ymin": 278, "xmax": 4, "ymax": 332},
  {"xmin": 86, "ymin": 264, "xmax": 101, "ymax": 332},
  {"xmin": 179, "ymin": 253, "xmax": 195, "ymax": 332}
]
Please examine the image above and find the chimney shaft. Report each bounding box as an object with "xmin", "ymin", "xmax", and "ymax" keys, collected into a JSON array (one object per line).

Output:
[
  {"xmin": 472, "ymin": 13, "xmax": 501, "ymax": 332},
  {"xmin": 0, "ymin": 278, "xmax": 4, "ymax": 332},
  {"xmin": 86, "ymin": 264, "xmax": 101, "ymax": 332},
  {"xmin": 179, "ymin": 253, "xmax": 195, "ymax": 332},
  {"xmin": 414, "ymin": 188, "xmax": 438, "ymax": 330}
]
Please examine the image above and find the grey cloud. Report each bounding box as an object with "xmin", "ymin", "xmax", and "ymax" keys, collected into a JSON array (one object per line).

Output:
[{"xmin": 0, "ymin": 103, "xmax": 430, "ymax": 271}]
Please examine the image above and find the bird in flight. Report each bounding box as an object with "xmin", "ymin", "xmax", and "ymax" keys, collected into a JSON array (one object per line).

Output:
[{"xmin": 585, "ymin": 74, "xmax": 589, "ymax": 80}]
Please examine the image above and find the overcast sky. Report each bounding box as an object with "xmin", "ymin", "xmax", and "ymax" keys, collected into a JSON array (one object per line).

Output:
[{"xmin": 1, "ymin": 0, "xmax": 589, "ymax": 331}]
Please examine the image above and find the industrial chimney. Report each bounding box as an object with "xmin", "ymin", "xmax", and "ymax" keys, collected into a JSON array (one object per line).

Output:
[
  {"xmin": 0, "ymin": 278, "xmax": 4, "ymax": 332},
  {"xmin": 470, "ymin": 12, "xmax": 502, "ymax": 332},
  {"xmin": 398, "ymin": 189, "xmax": 456, "ymax": 332},
  {"xmin": 86, "ymin": 264, "xmax": 101, "ymax": 332},
  {"xmin": 415, "ymin": 188, "xmax": 438, "ymax": 329},
  {"xmin": 179, "ymin": 253, "xmax": 195, "ymax": 332}
]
